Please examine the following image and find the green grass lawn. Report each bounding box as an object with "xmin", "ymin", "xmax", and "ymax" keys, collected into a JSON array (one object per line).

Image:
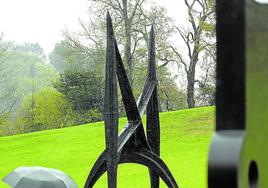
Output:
[{"xmin": 0, "ymin": 106, "xmax": 215, "ymax": 188}]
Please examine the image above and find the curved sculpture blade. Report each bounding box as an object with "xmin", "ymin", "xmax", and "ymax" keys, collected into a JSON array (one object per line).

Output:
[
  {"xmin": 85, "ymin": 152, "xmax": 107, "ymax": 188},
  {"xmin": 119, "ymin": 148, "xmax": 179, "ymax": 188},
  {"xmin": 85, "ymin": 148, "xmax": 179, "ymax": 188}
]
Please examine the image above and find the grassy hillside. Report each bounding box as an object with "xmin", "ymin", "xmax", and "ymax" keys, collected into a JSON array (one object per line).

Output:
[{"xmin": 0, "ymin": 106, "xmax": 215, "ymax": 188}]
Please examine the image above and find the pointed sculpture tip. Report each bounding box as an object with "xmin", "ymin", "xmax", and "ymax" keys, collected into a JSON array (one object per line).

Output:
[
  {"xmin": 106, "ymin": 11, "xmax": 112, "ymax": 23},
  {"xmin": 106, "ymin": 11, "xmax": 114, "ymax": 33},
  {"xmin": 149, "ymin": 25, "xmax": 155, "ymax": 44},
  {"xmin": 150, "ymin": 25, "xmax": 155, "ymax": 34}
]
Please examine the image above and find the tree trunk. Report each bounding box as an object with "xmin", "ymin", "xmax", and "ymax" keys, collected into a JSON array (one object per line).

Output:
[
  {"xmin": 186, "ymin": 37, "xmax": 199, "ymax": 108},
  {"xmin": 124, "ymin": 25, "xmax": 133, "ymax": 87},
  {"xmin": 122, "ymin": 0, "xmax": 133, "ymax": 87},
  {"xmin": 187, "ymin": 69, "xmax": 195, "ymax": 108}
]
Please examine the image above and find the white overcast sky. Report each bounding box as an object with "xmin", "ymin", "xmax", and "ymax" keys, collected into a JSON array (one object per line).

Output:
[{"xmin": 0, "ymin": 0, "xmax": 187, "ymax": 54}]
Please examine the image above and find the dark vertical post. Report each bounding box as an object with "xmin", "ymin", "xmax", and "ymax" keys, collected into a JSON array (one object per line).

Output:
[
  {"xmin": 208, "ymin": 1, "xmax": 246, "ymax": 187},
  {"xmin": 216, "ymin": 0, "xmax": 246, "ymax": 131},
  {"xmin": 146, "ymin": 26, "xmax": 160, "ymax": 188},
  {"xmin": 104, "ymin": 12, "xmax": 118, "ymax": 188}
]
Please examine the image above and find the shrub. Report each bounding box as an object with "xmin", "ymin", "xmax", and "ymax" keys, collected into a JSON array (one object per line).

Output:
[
  {"xmin": 54, "ymin": 69, "xmax": 104, "ymax": 124},
  {"xmin": 73, "ymin": 109, "xmax": 103, "ymax": 125},
  {"xmin": 14, "ymin": 87, "xmax": 74, "ymax": 133}
]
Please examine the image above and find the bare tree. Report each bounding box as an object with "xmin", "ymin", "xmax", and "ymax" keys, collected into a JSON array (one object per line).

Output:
[
  {"xmin": 171, "ymin": 0, "xmax": 215, "ymax": 108},
  {"xmin": 64, "ymin": 0, "xmax": 175, "ymax": 87},
  {"xmin": 85, "ymin": 0, "xmax": 145, "ymax": 86}
]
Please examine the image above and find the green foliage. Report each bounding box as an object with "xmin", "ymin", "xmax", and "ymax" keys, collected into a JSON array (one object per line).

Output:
[
  {"xmin": 0, "ymin": 42, "xmax": 59, "ymax": 136},
  {"xmin": 0, "ymin": 106, "xmax": 215, "ymax": 188},
  {"xmin": 73, "ymin": 109, "xmax": 103, "ymax": 125},
  {"xmin": 0, "ymin": 113, "xmax": 10, "ymax": 136},
  {"xmin": 50, "ymin": 39, "xmax": 106, "ymax": 124},
  {"xmin": 16, "ymin": 42, "xmax": 46, "ymax": 59},
  {"xmin": 197, "ymin": 60, "xmax": 216, "ymax": 106},
  {"xmin": 0, "ymin": 37, "xmax": 17, "ymax": 119},
  {"xmin": 49, "ymin": 40, "xmax": 76, "ymax": 72},
  {"xmin": 49, "ymin": 40, "xmax": 105, "ymax": 73},
  {"xmin": 54, "ymin": 69, "xmax": 104, "ymax": 124},
  {"xmin": 0, "ymin": 48, "xmax": 58, "ymax": 111},
  {"xmin": 13, "ymin": 87, "xmax": 73, "ymax": 134},
  {"xmin": 197, "ymin": 82, "xmax": 216, "ymax": 106},
  {"xmin": 157, "ymin": 67, "xmax": 187, "ymax": 111},
  {"xmin": 132, "ymin": 61, "xmax": 187, "ymax": 112},
  {"xmin": 200, "ymin": 21, "xmax": 215, "ymax": 33}
]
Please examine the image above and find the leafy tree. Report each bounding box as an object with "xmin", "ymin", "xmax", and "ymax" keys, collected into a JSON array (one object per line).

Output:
[
  {"xmin": 54, "ymin": 68, "xmax": 104, "ymax": 124},
  {"xmin": 0, "ymin": 34, "xmax": 18, "ymax": 120},
  {"xmin": 50, "ymin": 39, "xmax": 106, "ymax": 124},
  {"xmin": 74, "ymin": 108, "xmax": 103, "ymax": 125},
  {"xmin": 13, "ymin": 87, "xmax": 73, "ymax": 134},
  {"xmin": 49, "ymin": 40, "xmax": 105, "ymax": 73},
  {"xmin": 169, "ymin": 0, "xmax": 216, "ymax": 108},
  {"xmin": 16, "ymin": 42, "xmax": 46, "ymax": 60},
  {"xmin": 196, "ymin": 59, "xmax": 216, "ymax": 106},
  {"xmin": 1, "ymin": 49, "xmax": 58, "ymax": 106},
  {"xmin": 0, "ymin": 42, "xmax": 59, "ymax": 135},
  {"xmin": 131, "ymin": 60, "xmax": 187, "ymax": 112},
  {"xmin": 49, "ymin": 40, "xmax": 79, "ymax": 72},
  {"xmin": 158, "ymin": 71, "xmax": 187, "ymax": 111}
]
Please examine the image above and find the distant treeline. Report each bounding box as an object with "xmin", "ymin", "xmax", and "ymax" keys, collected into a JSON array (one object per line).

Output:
[
  {"xmin": 0, "ymin": 40, "xmax": 186, "ymax": 136},
  {"xmin": 0, "ymin": 0, "xmax": 216, "ymax": 136}
]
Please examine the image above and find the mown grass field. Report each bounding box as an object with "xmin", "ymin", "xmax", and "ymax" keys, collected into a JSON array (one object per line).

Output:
[{"xmin": 0, "ymin": 106, "xmax": 215, "ymax": 188}]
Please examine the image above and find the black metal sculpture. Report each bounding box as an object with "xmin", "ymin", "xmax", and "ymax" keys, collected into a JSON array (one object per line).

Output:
[
  {"xmin": 208, "ymin": 0, "xmax": 268, "ymax": 187},
  {"xmin": 84, "ymin": 13, "xmax": 179, "ymax": 188}
]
